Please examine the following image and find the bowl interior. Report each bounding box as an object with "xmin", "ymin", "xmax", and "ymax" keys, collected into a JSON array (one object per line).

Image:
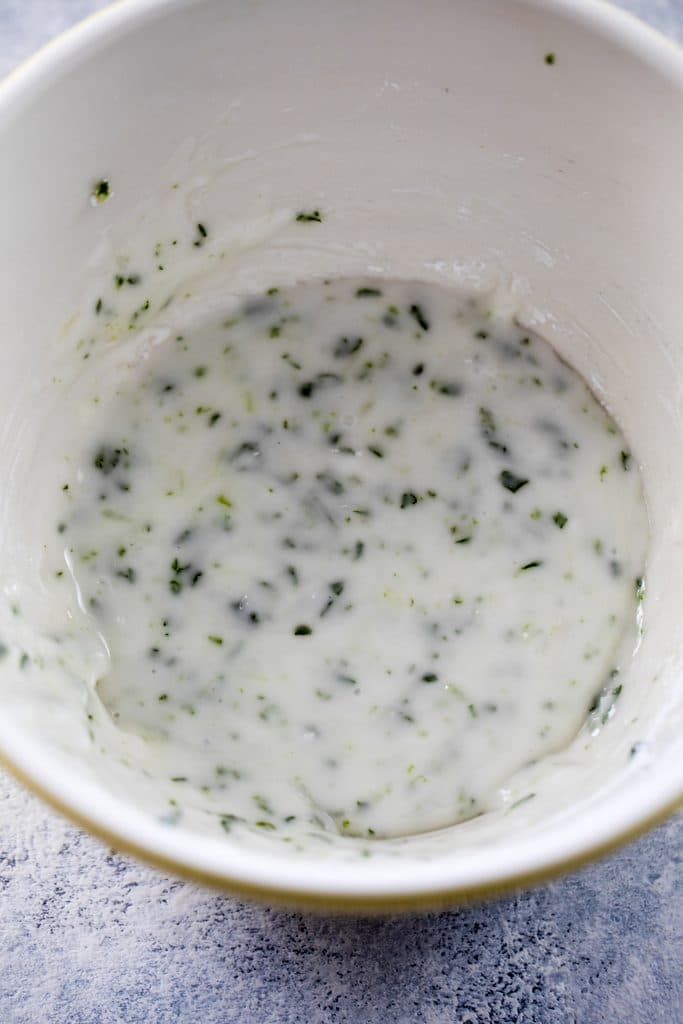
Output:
[{"xmin": 0, "ymin": 0, "xmax": 682, "ymax": 904}]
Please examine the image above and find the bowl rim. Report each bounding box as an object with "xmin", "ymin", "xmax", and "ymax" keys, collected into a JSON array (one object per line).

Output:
[
  {"xmin": 1, "ymin": 0, "xmax": 682, "ymax": 910},
  {"xmin": 2, "ymin": 742, "xmax": 682, "ymax": 912}
]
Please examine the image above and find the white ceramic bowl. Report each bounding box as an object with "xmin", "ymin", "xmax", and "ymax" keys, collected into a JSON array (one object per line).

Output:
[{"xmin": 1, "ymin": 0, "xmax": 682, "ymax": 910}]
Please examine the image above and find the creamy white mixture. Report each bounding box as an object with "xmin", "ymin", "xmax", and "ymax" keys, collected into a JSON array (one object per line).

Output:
[{"xmin": 41, "ymin": 279, "xmax": 647, "ymax": 839}]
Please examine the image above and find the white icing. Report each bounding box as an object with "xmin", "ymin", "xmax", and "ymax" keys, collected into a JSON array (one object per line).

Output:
[{"xmin": 21, "ymin": 278, "xmax": 646, "ymax": 840}]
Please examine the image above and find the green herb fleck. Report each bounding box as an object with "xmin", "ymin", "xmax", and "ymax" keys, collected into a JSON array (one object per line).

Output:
[
  {"xmin": 193, "ymin": 222, "xmax": 208, "ymax": 247},
  {"xmin": 383, "ymin": 306, "xmax": 400, "ymax": 328},
  {"xmin": 93, "ymin": 444, "xmax": 130, "ymax": 475},
  {"xmin": 220, "ymin": 814, "xmax": 242, "ymax": 833},
  {"xmin": 295, "ymin": 209, "xmax": 323, "ymax": 223},
  {"xmin": 293, "ymin": 624, "xmax": 313, "ymax": 636},
  {"xmin": 116, "ymin": 567, "xmax": 136, "ymax": 583},
  {"xmin": 337, "ymin": 673, "xmax": 357, "ymax": 686},
  {"xmin": 333, "ymin": 335, "xmax": 364, "ymax": 358},
  {"xmin": 400, "ymin": 492, "xmax": 418, "ymax": 509},
  {"xmin": 479, "ymin": 406, "xmax": 508, "ymax": 453},
  {"xmin": 430, "ymin": 379, "xmax": 463, "ymax": 397},
  {"xmin": 91, "ymin": 179, "xmax": 110, "ymax": 203},
  {"xmin": 479, "ymin": 406, "xmax": 495, "ymax": 433},
  {"xmin": 552, "ymin": 512, "xmax": 568, "ymax": 529},
  {"xmin": 500, "ymin": 469, "xmax": 529, "ymax": 493},
  {"xmin": 253, "ymin": 794, "xmax": 273, "ymax": 815},
  {"xmin": 510, "ymin": 793, "xmax": 536, "ymax": 810},
  {"xmin": 408, "ymin": 303, "xmax": 430, "ymax": 331}
]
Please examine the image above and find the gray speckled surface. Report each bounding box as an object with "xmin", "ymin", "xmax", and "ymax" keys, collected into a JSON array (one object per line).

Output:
[{"xmin": 0, "ymin": 2, "xmax": 681, "ymax": 1022}]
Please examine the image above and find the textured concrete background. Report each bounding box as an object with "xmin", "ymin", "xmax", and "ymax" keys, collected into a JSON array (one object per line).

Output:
[{"xmin": 0, "ymin": 2, "xmax": 681, "ymax": 1022}]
